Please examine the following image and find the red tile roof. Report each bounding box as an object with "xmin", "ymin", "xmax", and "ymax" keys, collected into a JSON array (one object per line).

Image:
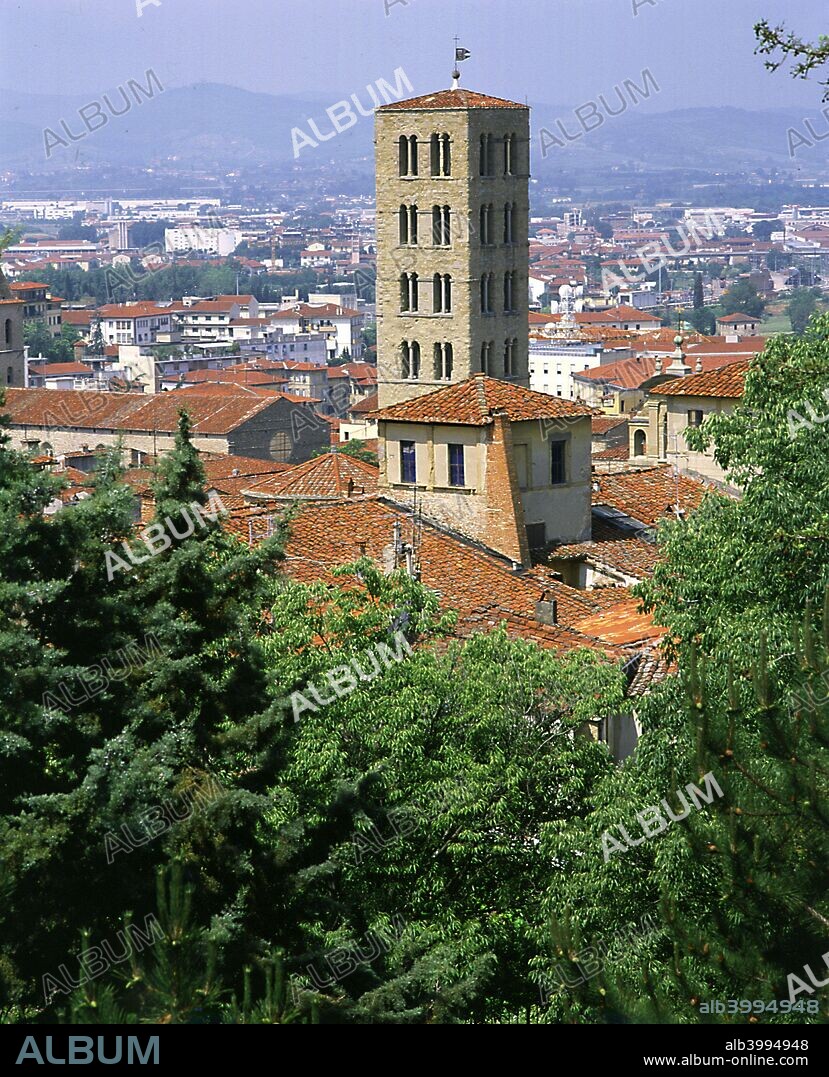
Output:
[
  {"xmin": 571, "ymin": 596, "xmax": 665, "ymax": 647},
  {"xmin": 96, "ymin": 303, "xmax": 174, "ymax": 319},
  {"xmin": 592, "ymin": 415, "xmax": 628, "ymax": 435},
  {"xmin": 576, "ymin": 352, "xmax": 746, "ymax": 390},
  {"xmin": 2, "ymin": 387, "xmax": 288, "ymax": 436},
  {"xmin": 60, "ymin": 310, "xmax": 94, "ymax": 325},
  {"xmin": 609, "ymin": 305, "xmax": 662, "ymax": 322},
  {"xmin": 550, "ymin": 517, "xmax": 661, "ymax": 579},
  {"xmin": 179, "ymin": 369, "xmax": 284, "ymax": 386},
  {"xmin": 244, "ymin": 451, "xmax": 379, "ymax": 500},
  {"xmin": 176, "ymin": 383, "xmax": 284, "ymax": 398},
  {"xmin": 350, "ymin": 392, "xmax": 378, "ymax": 415},
  {"xmin": 32, "ymin": 362, "xmax": 94, "ymax": 377},
  {"xmin": 654, "ymin": 360, "xmax": 749, "ymax": 399},
  {"xmin": 717, "ymin": 313, "xmax": 757, "ymax": 323},
  {"xmin": 373, "ymin": 375, "xmax": 592, "ymax": 426},
  {"xmin": 343, "ymin": 362, "xmax": 377, "ymax": 380},
  {"xmin": 200, "ymin": 453, "xmax": 292, "ymax": 481},
  {"xmin": 377, "ymin": 88, "xmax": 528, "ymax": 111},
  {"xmin": 592, "ymin": 445, "xmax": 631, "ymax": 462},
  {"xmin": 224, "ymin": 496, "xmax": 651, "ymax": 658},
  {"xmin": 593, "ymin": 465, "xmax": 713, "ymax": 527}
]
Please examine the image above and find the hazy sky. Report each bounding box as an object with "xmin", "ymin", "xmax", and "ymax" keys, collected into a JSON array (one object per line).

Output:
[{"xmin": 0, "ymin": 0, "xmax": 825, "ymax": 111}]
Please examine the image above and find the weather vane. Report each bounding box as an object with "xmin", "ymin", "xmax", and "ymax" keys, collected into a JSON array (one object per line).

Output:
[{"xmin": 452, "ymin": 38, "xmax": 471, "ymax": 88}]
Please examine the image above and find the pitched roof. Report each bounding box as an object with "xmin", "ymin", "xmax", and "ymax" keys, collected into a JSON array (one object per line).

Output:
[
  {"xmin": 377, "ymin": 88, "xmax": 528, "ymax": 111},
  {"xmin": 178, "ymin": 369, "xmax": 286, "ymax": 386},
  {"xmin": 607, "ymin": 305, "xmax": 662, "ymax": 322},
  {"xmin": 592, "ymin": 465, "xmax": 713, "ymax": 527},
  {"xmin": 592, "ymin": 444, "xmax": 631, "ymax": 462},
  {"xmin": 576, "ymin": 352, "xmax": 746, "ymax": 390},
  {"xmin": 717, "ymin": 312, "xmax": 757, "ymax": 323},
  {"xmin": 350, "ymin": 392, "xmax": 378, "ymax": 415},
  {"xmin": 550, "ymin": 516, "xmax": 661, "ymax": 580},
  {"xmin": 96, "ymin": 303, "xmax": 174, "ymax": 319},
  {"xmin": 373, "ymin": 375, "xmax": 592, "ymax": 425},
  {"xmin": 60, "ymin": 309, "xmax": 94, "ymax": 325},
  {"xmin": 592, "ymin": 415, "xmax": 628, "ymax": 435},
  {"xmin": 1, "ymin": 387, "xmax": 290, "ymax": 435},
  {"xmin": 654, "ymin": 360, "xmax": 749, "ymax": 399},
  {"xmin": 175, "ymin": 383, "xmax": 284, "ymax": 398},
  {"xmin": 244, "ymin": 451, "xmax": 379, "ymax": 499},
  {"xmin": 571, "ymin": 596, "xmax": 665, "ymax": 647},
  {"xmin": 200, "ymin": 453, "xmax": 292, "ymax": 481},
  {"xmin": 224, "ymin": 496, "xmax": 653, "ymax": 658}
]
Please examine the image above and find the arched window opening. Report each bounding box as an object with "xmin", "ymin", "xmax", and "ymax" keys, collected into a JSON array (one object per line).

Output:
[{"xmin": 433, "ymin": 342, "xmax": 453, "ymax": 381}]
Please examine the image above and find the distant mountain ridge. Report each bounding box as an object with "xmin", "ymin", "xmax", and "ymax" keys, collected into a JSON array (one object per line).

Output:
[{"xmin": 0, "ymin": 81, "xmax": 826, "ymax": 172}]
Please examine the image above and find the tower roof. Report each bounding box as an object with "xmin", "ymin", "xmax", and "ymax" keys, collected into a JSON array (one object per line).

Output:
[
  {"xmin": 372, "ymin": 375, "xmax": 592, "ymax": 426},
  {"xmin": 377, "ymin": 88, "xmax": 528, "ymax": 111}
]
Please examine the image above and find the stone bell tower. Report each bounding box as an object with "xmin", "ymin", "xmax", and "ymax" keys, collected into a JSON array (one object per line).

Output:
[{"xmin": 375, "ymin": 72, "xmax": 530, "ymax": 408}]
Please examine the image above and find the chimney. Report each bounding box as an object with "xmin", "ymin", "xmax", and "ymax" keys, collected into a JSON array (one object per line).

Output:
[
  {"xmin": 535, "ymin": 592, "xmax": 558, "ymax": 625},
  {"xmin": 483, "ymin": 411, "xmax": 531, "ymax": 567}
]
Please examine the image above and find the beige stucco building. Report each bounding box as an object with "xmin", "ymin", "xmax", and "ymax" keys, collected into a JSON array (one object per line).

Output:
[
  {"xmin": 374, "ymin": 374, "xmax": 592, "ymax": 565},
  {"xmin": 629, "ymin": 360, "xmax": 749, "ymax": 484}
]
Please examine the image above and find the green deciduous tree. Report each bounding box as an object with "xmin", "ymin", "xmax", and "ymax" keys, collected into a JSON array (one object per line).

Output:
[
  {"xmin": 536, "ymin": 317, "xmax": 829, "ymax": 1025},
  {"xmin": 719, "ymin": 280, "xmax": 766, "ymax": 319},
  {"xmin": 787, "ymin": 288, "xmax": 820, "ymax": 336}
]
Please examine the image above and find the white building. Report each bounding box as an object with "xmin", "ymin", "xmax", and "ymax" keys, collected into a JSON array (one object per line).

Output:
[
  {"xmin": 529, "ymin": 339, "xmax": 604, "ymax": 400},
  {"xmin": 269, "ymin": 303, "xmax": 364, "ymax": 361},
  {"xmin": 96, "ymin": 303, "xmax": 175, "ymax": 346},
  {"xmin": 164, "ymin": 227, "xmax": 242, "ymax": 257}
]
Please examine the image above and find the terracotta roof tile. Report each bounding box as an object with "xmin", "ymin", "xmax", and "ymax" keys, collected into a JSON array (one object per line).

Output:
[
  {"xmin": 593, "ymin": 465, "xmax": 712, "ymax": 527},
  {"xmin": 96, "ymin": 303, "xmax": 174, "ymax": 319},
  {"xmin": 244, "ymin": 452, "xmax": 379, "ymax": 500},
  {"xmin": 592, "ymin": 445, "xmax": 630, "ymax": 462},
  {"xmin": 32, "ymin": 362, "xmax": 94, "ymax": 377},
  {"xmin": 2, "ymin": 387, "xmax": 288, "ymax": 436},
  {"xmin": 572, "ymin": 596, "xmax": 664, "ymax": 646},
  {"xmin": 654, "ymin": 360, "xmax": 749, "ymax": 399},
  {"xmin": 373, "ymin": 375, "xmax": 592, "ymax": 425},
  {"xmin": 377, "ymin": 88, "xmax": 528, "ymax": 111},
  {"xmin": 577, "ymin": 353, "xmax": 746, "ymax": 390},
  {"xmin": 222, "ymin": 496, "xmax": 661, "ymax": 663},
  {"xmin": 200, "ymin": 454, "xmax": 292, "ymax": 481},
  {"xmin": 592, "ymin": 416, "xmax": 628, "ymax": 435},
  {"xmin": 350, "ymin": 392, "xmax": 378, "ymax": 414},
  {"xmin": 550, "ymin": 516, "xmax": 661, "ymax": 579}
]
